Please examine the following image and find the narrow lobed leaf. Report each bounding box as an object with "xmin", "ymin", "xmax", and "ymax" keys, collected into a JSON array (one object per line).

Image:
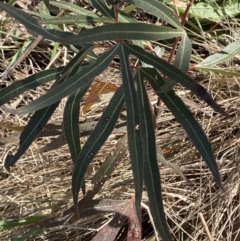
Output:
[
  {"xmin": 0, "ymin": 2, "xmax": 183, "ymax": 47},
  {"xmin": 39, "ymin": 15, "xmax": 113, "ymax": 26},
  {"xmin": 89, "ymin": 0, "xmax": 115, "ymax": 19},
  {"xmin": 63, "ymin": 90, "xmax": 83, "ymax": 165},
  {"xmin": 72, "ymin": 84, "xmax": 125, "ymax": 212},
  {"xmin": 63, "ymin": 83, "xmax": 93, "ymax": 195},
  {"xmin": 135, "ymin": 70, "xmax": 172, "ymax": 241},
  {"xmin": 0, "ymin": 2, "xmax": 74, "ymax": 42},
  {"xmin": 118, "ymin": 45, "xmax": 142, "ymax": 222},
  {"xmin": 5, "ymin": 103, "xmax": 59, "ymax": 169},
  {"xmin": 162, "ymin": 34, "xmax": 192, "ymax": 91},
  {"xmin": 49, "ymin": 0, "xmax": 99, "ymax": 18},
  {"xmin": 4, "ymin": 44, "xmax": 94, "ymax": 168},
  {"xmin": 124, "ymin": 43, "xmax": 228, "ymax": 117},
  {"xmin": 9, "ymin": 45, "xmax": 117, "ymax": 115},
  {"xmin": 62, "ymin": 23, "xmax": 183, "ymax": 46},
  {"xmin": 62, "ymin": 44, "xmax": 95, "ymax": 165},
  {"xmin": 128, "ymin": 0, "xmax": 182, "ymax": 29},
  {"xmin": 142, "ymin": 67, "xmax": 223, "ymax": 190},
  {"xmin": 0, "ymin": 67, "xmax": 64, "ymax": 106}
]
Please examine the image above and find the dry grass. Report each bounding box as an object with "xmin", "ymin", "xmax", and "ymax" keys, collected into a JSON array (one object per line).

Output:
[{"xmin": 1, "ymin": 1, "xmax": 240, "ymax": 241}]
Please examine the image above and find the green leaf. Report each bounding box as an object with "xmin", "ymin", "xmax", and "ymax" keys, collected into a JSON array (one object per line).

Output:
[
  {"xmin": 119, "ymin": 45, "xmax": 142, "ymax": 221},
  {"xmin": 23, "ymin": 9, "xmax": 55, "ymax": 20},
  {"xmin": 63, "ymin": 89, "xmax": 87, "ymax": 165},
  {"xmin": 162, "ymin": 34, "xmax": 192, "ymax": 91},
  {"xmin": 59, "ymin": 44, "xmax": 94, "ymax": 80},
  {"xmin": 5, "ymin": 103, "xmax": 59, "ymax": 169},
  {"xmin": 63, "ymin": 83, "xmax": 93, "ymax": 195},
  {"xmin": 89, "ymin": 0, "xmax": 115, "ymax": 19},
  {"xmin": 116, "ymin": 10, "xmax": 154, "ymax": 65},
  {"xmin": 62, "ymin": 23, "xmax": 183, "ymax": 46},
  {"xmin": 10, "ymin": 45, "xmax": 116, "ymax": 115},
  {"xmin": 129, "ymin": 0, "xmax": 182, "ymax": 29},
  {"xmin": 135, "ymin": 70, "xmax": 172, "ymax": 241},
  {"xmin": 0, "ymin": 2, "xmax": 182, "ymax": 46},
  {"xmin": 39, "ymin": 15, "xmax": 113, "ymax": 26},
  {"xmin": 142, "ymin": 67, "xmax": 223, "ymax": 190},
  {"xmin": 197, "ymin": 40, "xmax": 240, "ymax": 67},
  {"xmin": 72, "ymin": 84, "xmax": 125, "ymax": 212},
  {"xmin": 0, "ymin": 2, "xmax": 74, "ymax": 41},
  {"xmin": 0, "ymin": 67, "xmax": 64, "ymax": 106},
  {"xmin": 38, "ymin": 1, "xmax": 62, "ymax": 31},
  {"xmin": 4, "ymin": 45, "xmax": 94, "ymax": 168},
  {"xmin": 118, "ymin": 8, "xmax": 140, "ymax": 23},
  {"xmin": 124, "ymin": 43, "xmax": 228, "ymax": 117},
  {"xmin": 62, "ymin": 44, "xmax": 95, "ymax": 165},
  {"xmin": 49, "ymin": 0, "xmax": 99, "ymax": 18}
]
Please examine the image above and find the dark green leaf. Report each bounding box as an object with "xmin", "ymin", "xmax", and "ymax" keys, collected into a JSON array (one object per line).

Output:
[
  {"xmin": 70, "ymin": 135, "xmax": 128, "ymax": 216},
  {"xmin": 63, "ymin": 91, "xmax": 81, "ymax": 165},
  {"xmin": 39, "ymin": 15, "xmax": 113, "ymax": 26},
  {"xmin": 39, "ymin": 1, "xmax": 62, "ymax": 31},
  {"xmin": 0, "ymin": 67, "xmax": 64, "ymax": 106},
  {"xmin": 4, "ymin": 44, "xmax": 94, "ymax": 168},
  {"xmin": 10, "ymin": 45, "xmax": 117, "ymax": 115},
  {"xmin": 135, "ymin": 70, "xmax": 172, "ymax": 241},
  {"xmin": 63, "ymin": 89, "xmax": 88, "ymax": 165},
  {"xmin": 129, "ymin": 0, "xmax": 182, "ymax": 29},
  {"xmin": 119, "ymin": 45, "xmax": 142, "ymax": 221},
  {"xmin": 0, "ymin": 2, "xmax": 74, "ymax": 41},
  {"xmin": 125, "ymin": 43, "xmax": 228, "ymax": 117},
  {"xmin": 89, "ymin": 0, "xmax": 115, "ymax": 19},
  {"xmin": 162, "ymin": 35, "xmax": 192, "ymax": 91},
  {"xmin": 63, "ymin": 82, "xmax": 92, "ymax": 195},
  {"xmin": 142, "ymin": 67, "xmax": 223, "ymax": 190},
  {"xmin": 62, "ymin": 44, "xmax": 95, "ymax": 165},
  {"xmin": 0, "ymin": 3, "xmax": 183, "ymax": 46},
  {"xmin": 72, "ymin": 84, "xmax": 125, "ymax": 212},
  {"xmin": 62, "ymin": 23, "xmax": 183, "ymax": 45},
  {"xmin": 5, "ymin": 103, "xmax": 59, "ymax": 169},
  {"xmin": 59, "ymin": 44, "xmax": 94, "ymax": 80},
  {"xmin": 49, "ymin": 0, "xmax": 99, "ymax": 18}
]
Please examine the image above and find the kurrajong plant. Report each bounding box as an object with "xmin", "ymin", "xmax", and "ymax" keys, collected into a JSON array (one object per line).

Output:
[{"xmin": 0, "ymin": 0, "xmax": 231, "ymax": 240}]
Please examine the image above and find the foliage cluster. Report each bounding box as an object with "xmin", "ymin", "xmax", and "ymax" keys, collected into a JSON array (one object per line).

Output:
[{"xmin": 0, "ymin": 0, "xmax": 239, "ymax": 240}]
